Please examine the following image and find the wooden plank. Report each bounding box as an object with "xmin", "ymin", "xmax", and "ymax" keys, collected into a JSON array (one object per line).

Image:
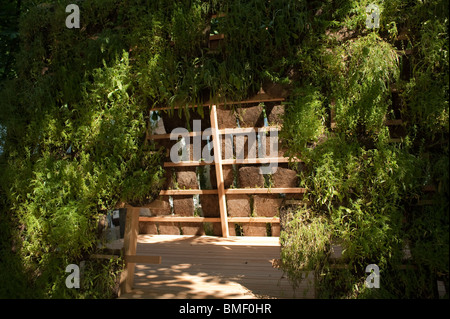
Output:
[
  {"xmin": 150, "ymin": 126, "xmax": 282, "ymax": 140},
  {"xmin": 138, "ymin": 216, "xmax": 279, "ymax": 223},
  {"xmin": 221, "ymin": 157, "xmax": 296, "ymax": 165},
  {"xmin": 210, "ymin": 104, "xmax": 229, "ymax": 238},
  {"xmin": 150, "ymin": 128, "xmax": 283, "ymax": 140},
  {"xmin": 163, "ymin": 157, "xmax": 301, "ymax": 167},
  {"xmin": 164, "ymin": 160, "xmax": 210, "ymax": 167},
  {"xmin": 108, "ymin": 234, "xmax": 315, "ymax": 299},
  {"xmin": 124, "ymin": 255, "xmax": 162, "ymax": 264},
  {"xmin": 209, "ymin": 34, "xmax": 225, "ymax": 40},
  {"xmin": 130, "ymin": 234, "xmax": 281, "ymax": 246},
  {"xmin": 228, "ymin": 217, "xmax": 280, "ymax": 223},
  {"xmin": 217, "ymin": 96, "xmax": 285, "ymax": 106},
  {"xmin": 224, "ymin": 187, "xmax": 307, "ymax": 194},
  {"xmin": 119, "ymin": 207, "xmax": 140, "ymax": 295},
  {"xmin": 151, "ymin": 96, "xmax": 285, "ymax": 111},
  {"xmin": 218, "ymin": 126, "xmax": 281, "ymax": 135},
  {"xmin": 139, "ymin": 216, "xmax": 221, "ymax": 223},
  {"xmin": 159, "ymin": 189, "xmax": 218, "ymax": 195}
]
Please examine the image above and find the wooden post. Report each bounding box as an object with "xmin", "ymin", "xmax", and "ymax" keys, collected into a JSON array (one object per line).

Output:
[
  {"xmin": 210, "ymin": 105, "xmax": 229, "ymax": 238},
  {"xmin": 119, "ymin": 207, "xmax": 139, "ymax": 295}
]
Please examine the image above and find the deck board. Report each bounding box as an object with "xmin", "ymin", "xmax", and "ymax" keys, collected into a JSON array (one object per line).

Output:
[{"xmin": 108, "ymin": 235, "xmax": 315, "ymax": 299}]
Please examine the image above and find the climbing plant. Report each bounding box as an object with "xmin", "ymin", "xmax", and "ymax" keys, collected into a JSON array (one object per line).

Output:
[
  {"xmin": 0, "ymin": 0, "xmax": 447, "ymax": 298},
  {"xmin": 280, "ymin": 0, "xmax": 448, "ymax": 298}
]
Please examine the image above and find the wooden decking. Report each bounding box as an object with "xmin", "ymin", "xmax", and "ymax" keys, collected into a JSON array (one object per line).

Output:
[{"xmin": 108, "ymin": 235, "xmax": 315, "ymax": 299}]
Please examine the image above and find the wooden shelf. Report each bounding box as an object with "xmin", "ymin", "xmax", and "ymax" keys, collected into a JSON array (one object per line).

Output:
[
  {"xmin": 209, "ymin": 34, "xmax": 225, "ymax": 41},
  {"xmin": 140, "ymin": 216, "xmax": 221, "ymax": 223},
  {"xmin": 139, "ymin": 216, "xmax": 280, "ymax": 223},
  {"xmin": 224, "ymin": 188, "xmax": 306, "ymax": 194},
  {"xmin": 218, "ymin": 126, "xmax": 281, "ymax": 135},
  {"xmin": 222, "ymin": 157, "xmax": 297, "ymax": 165},
  {"xmin": 228, "ymin": 217, "xmax": 280, "ymax": 223},
  {"xmin": 158, "ymin": 188, "xmax": 307, "ymax": 196},
  {"xmin": 163, "ymin": 157, "xmax": 300, "ymax": 167},
  {"xmin": 163, "ymin": 160, "xmax": 210, "ymax": 167},
  {"xmin": 160, "ymin": 189, "xmax": 218, "ymax": 195},
  {"xmin": 148, "ymin": 126, "xmax": 281, "ymax": 140}
]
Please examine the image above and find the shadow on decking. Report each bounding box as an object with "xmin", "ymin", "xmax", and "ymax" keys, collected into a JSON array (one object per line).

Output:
[{"xmin": 108, "ymin": 235, "xmax": 315, "ymax": 299}]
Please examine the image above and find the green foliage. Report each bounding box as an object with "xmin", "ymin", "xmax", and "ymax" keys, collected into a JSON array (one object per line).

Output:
[
  {"xmin": 280, "ymin": 208, "xmax": 331, "ymax": 289},
  {"xmin": 0, "ymin": 0, "xmax": 447, "ymax": 299},
  {"xmin": 281, "ymin": 85, "xmax": 326, "ymax": 158},
  {"xmin": 0, "ymin": 1, "xmax": 163, "ymax": 298},
  {"xmin": 334, "ymin": 33, "xmax": 399, "ymax": 137},
  {"xmin": 279, "ymin": 0, "xmax": 448, "ymax": 299}
]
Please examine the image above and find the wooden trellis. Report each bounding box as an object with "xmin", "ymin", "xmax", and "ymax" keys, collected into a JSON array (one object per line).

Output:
[{"xmin": 143, "ymin": 96, "xmax": 306, "ymax": 238}]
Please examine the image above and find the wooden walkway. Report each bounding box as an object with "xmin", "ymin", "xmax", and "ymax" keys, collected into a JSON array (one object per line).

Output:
[{"xmin": 108, "ymin": 235, "xmax": 315, "ymax": 299}]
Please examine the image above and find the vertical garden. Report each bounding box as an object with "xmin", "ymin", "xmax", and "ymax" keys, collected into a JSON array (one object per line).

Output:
[{"xmin": 0, "ymin": 0, "xmax": 448, "ymax": 298}]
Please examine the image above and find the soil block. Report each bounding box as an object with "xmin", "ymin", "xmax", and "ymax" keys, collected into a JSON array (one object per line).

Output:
[
  {"xmin": 272, "ymin": 166, "xmax": 298, "ymax": 188},
  {"xmin": 175, "ymin": 167, "xmax": 199, "ymax": 189},
  {"xmin": 253, "ymin": 195, "xmax": 282, "ymax": 217},
  {"xmin": 235, "ymin": 105, "xmax": 265, "ymax": 128},
  {"xmin": 158, "ymin": 222, "xmax": 180, "ymax": 235},
  {"xmin": 263, "ymin": 132, "xmax": 288, "ymax": 157},
  {"xmin": 145, "ymin": 195, "xmax": 172, "ymax": 216},
  {"xmin": 216, "ymin": 106, "xmax": 237, "ymax": 129},
  {"xmin": 180, "ymin": 222, "xmax": 205, "ymax": 236},
  {"xmin": 200, "ymin": 194, "xmax": 220, "ymax": 217},
  {"xmin": 226, "ymin": 194, "xmax": 251, "ymax": 217},
  {"xmin": 271, "ymin": 224, "xmax": 281, "ymax": 237},
  {"xmin": 267, "ymin": 104, "xmax": 285, "ymax": 126},
  {"xmin": 238, "ymin": 166, "xmax": 265, "ymax": 188},
  {"xmin": 173, "ymin": 195, "xmax": 195, "ymax": 216},
  {"xmin": 139, "ymin": 222, "xmax": 158, "ymax": 235},
  {"xmin": 210, "ymin": 165, "xmax": 234, "ymax": 189},
  {"xmin": 243, "ymin": 223, "xmax": 267, "ymax": 236}
]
